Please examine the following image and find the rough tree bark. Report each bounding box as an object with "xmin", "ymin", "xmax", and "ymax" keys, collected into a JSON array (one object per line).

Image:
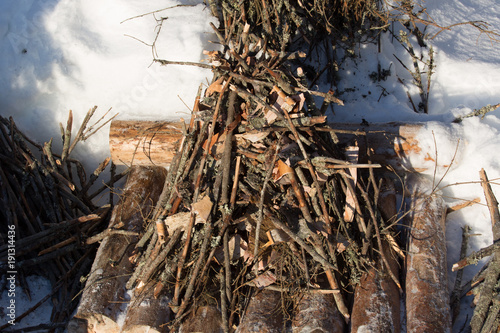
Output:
[{"xmin": 235, "ymin": 289, "xmax": 284, "ymax": 333}]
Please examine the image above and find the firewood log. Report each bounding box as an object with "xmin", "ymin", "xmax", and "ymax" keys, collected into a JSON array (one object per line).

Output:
[
  {"xmin": 351, "ymin": 178, "xmax": 401, "ymax": 333},
  {"xmin": 121, "ymin": 280, "xmax": 172, "ymax": 333},
  {"xmin": 67, "ymin": 166, "xmax": 167, "ymax": 333},
  {"xmin": 292, "ymin": 292, "xmax": 344, "ymax": 333},
  {"xmin": 404, "ymin": 174, "xmax": 451, "ymax": 333},
  {"xmin": 179, "ymin": 306, "xmax": 223, "ymax": 333},
  {"xmin": 109, "ymin": 120, "xmax": 449, "ymax": 172},
  {"xmin": 109, "ymin": 120, "xmax": 183, "ymax": 167},
  {"xmin": 236, "ymin": 289, "xmax": 284, "ymax": 333}
]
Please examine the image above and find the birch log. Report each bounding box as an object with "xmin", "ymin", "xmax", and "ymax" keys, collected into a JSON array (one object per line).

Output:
[
  {"xmin": 67, "ymin": 166, "xmax": 167, "ymax": 333},
  {"xmin": 404, "ymin": 174, "xmax": 451, "ymax": 333}
]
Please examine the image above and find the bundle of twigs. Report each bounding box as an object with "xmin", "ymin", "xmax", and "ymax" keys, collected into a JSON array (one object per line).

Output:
[
  {"xmin": 0, "ymin": 109, "xmax": 122, "ymax": 330},
  {"xmin": 125, "ymin": 1, "xmax": 402, "ymax": 331}
]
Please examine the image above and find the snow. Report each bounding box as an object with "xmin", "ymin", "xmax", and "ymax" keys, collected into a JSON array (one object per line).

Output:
[
  {"xmin": 0, "ymin": 275, "xmax": 53, "ymax": 329},
  {"xmin": 0, "ymin": 0, "xmax": 216, "ymax": 165},
  {"xmin": 1, "ymin": 0, "xmax": 499, "ymax": 331}
]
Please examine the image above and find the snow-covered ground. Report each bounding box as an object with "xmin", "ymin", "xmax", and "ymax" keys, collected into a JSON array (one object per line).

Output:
[{"xmin": 1, "ymin": 0, "xmax": 499, "ymax": 331}]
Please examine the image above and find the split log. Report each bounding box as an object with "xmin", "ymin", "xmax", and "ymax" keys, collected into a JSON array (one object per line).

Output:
[
  {"xmin": 109, "ymin": 120, "xmax": 446, "ymax": 172},
  {"xmin": 350, "ymin": 177, "xmax": 401, "ymax": 333},
  {"xmin": 67, "ymin": 166, "xmax": 167, "ymax": 333},
  {"xmin": 292, "ymin": 292, "xmax": 344, "ymax": 333},
  {"xmin": 235, "ymin": 289, "xmax": 284, "ymax": 333},
  {"xmin": 404, "ymin": 174, "xmax": 451, "ymax": 333}
]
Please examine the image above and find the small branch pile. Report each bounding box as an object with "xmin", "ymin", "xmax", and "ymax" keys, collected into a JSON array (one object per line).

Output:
[
  {"xmin": 0, "ymin": 109, "xmax": 121, "ymax": 329},
  {"xmin": 125, "ymin": 1, "xmax": 402, "ymax": 330}
]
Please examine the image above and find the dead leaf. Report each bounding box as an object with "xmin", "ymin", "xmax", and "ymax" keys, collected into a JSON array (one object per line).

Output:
[
  {"xmin": 214, "ymin": 234, "xmax": 250, "ymax": 264},
  {"xmin": 273, "ymin": 159, "xmax": 293, "ymax": 183},
  {"xmin": 206, "ymin": 76, "xmax": 225, "ymax": 96},
  {"xmin": 164, "ymin": 212, "xmax": 194, "ymax": 232},
  {"xmin": 236, "ymin": 130, "xmax": 269, "ymax": 143},
  {"xmin": 266, "ymin": 229, "xmax": 291, "ymax": 244},
  {"xmin": 192, "ymin": 196, "xmax": 213, "ymax": 223}
]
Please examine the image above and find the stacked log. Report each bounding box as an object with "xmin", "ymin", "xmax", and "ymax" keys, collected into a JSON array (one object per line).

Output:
[
  {"xmin": 104, "ymin": 120, "xmax": 458, "ymax": 332},
  {"xmin": 404, "ymin": 174, "xmax": 451, "ymax": 332},
  {"xmin": 109, "ymin": 120, "xmax": 183, "ymax": 167},
  {"xmin": 235, "ymin": 289, "xmax": 284, "ymax": 333},
  {"xmin": 68, "ymin": 166, "xmax": 167, "ymax": 332},
  {"xmin": 350, "ymin": 177, "xmax": 401, "ymax": 332},
  {"xmin": 109, "ymin": 120, "xmax": 446, "ymax": 173},
  {"xmin": 121, "ymin": 280, "xmax": 172, "ymax": 333},
  {"xmin": 292, "ymin": 292, "xmax": 344, "ymax": 332}
]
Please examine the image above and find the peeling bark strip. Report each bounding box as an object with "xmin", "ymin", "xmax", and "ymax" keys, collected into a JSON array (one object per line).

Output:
[
  {"xmin": 292, "ymin": 292, "xmax": 344, "ymax": 333},
  {"xmin": 68, "ymin": 166, "xmax": 167, "ymax": 333},
  {"xmin": 404, "ymin": 174, "xmax": 451, "ymax": 333}
]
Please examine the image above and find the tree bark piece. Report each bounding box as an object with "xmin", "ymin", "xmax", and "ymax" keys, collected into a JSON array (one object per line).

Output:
[
  {"xmin": 109, "ymin": 120, "xmax": 184, "ymax": 167},
  {"xmin": 292, "ymin": 292, "xmax": 344, "ymax": 333},
  {"xmin": 236, "ymin": 289, "xmax": 284, "ymax": 333},
  {"xmin": 404, "ymin": 174, "xmax": 451, "ymax": 333},
  {"xmin": 68, "ymin": 166, "xmax": 167, "ymax": 333}
]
